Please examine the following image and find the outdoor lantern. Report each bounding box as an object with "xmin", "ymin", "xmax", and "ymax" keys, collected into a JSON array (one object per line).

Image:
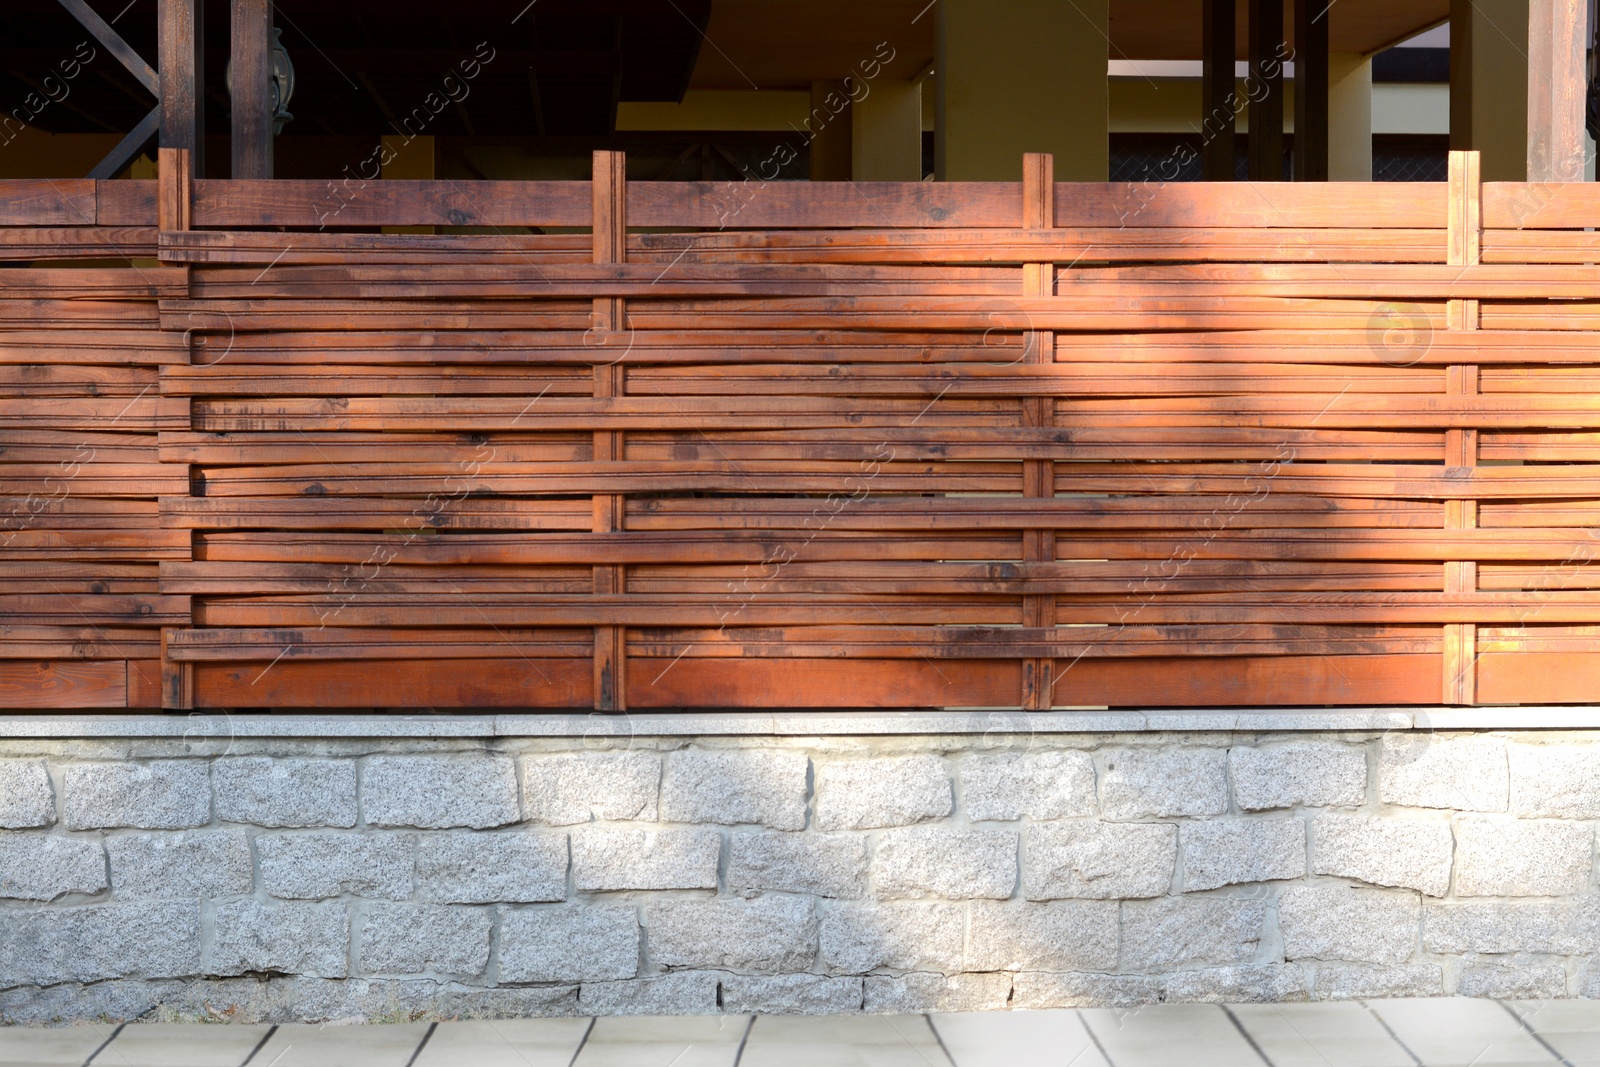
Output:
[{"xmin": 225, "ymin": 25, "xmax": 295, "ymax": 135}]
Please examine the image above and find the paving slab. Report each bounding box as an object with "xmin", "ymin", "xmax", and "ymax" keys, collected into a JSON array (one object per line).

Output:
[
  {"xmin": 1079, "ymin": 1004, "xmax": 1262, "ymax": 1067},
  {"xmin": 93, "ymin": 1023, "xmax": 275, "ymax": 1067},
  {"xmin": 412, "ymin": 1019, "xmax": 592, "ymax": 1067},
  {"xmin": 573, "ymin": 1016, "xmax": 749, "ymax": 1067},
  {"xmin": 1229, "ymin": 1003, "xmax": 1414, "ymax": 1067},
  {"xmin": 0, "ymin": 1025, "xmax": 118, "ymax": 1067},
  {"xmin": 930, "ymin": 1011, "xmax": 1108, "ymax": 1067},
  {"xmin": 244, "ymin": 1022, "xmax": 435, "ymax": 1067},
  {"xmin": 1366, "ymin": 998, "xmax": 1559, "ymax": 1066},
  {"xmin": 738, "ymin": 1015, "xmax": 949, "ymax": 1067},
  {"xmin": 1502, "ymin": 1000, "xmax": 1600, "ymax": 1065}
]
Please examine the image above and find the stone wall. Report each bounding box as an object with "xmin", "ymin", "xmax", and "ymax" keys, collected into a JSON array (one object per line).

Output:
[{"xmin": 2, "ymin": 723, "xmax": 1598, "ymax": 1023}]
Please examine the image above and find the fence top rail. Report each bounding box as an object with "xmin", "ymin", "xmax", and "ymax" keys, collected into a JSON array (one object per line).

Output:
[{"xmin": 0, "ymin": 177, "xmax": 1458, "ymax": 232}]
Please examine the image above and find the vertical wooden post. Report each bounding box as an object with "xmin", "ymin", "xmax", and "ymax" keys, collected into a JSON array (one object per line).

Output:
[
  {"xmin": 1444, "ymin": 150, "xmax": 1481, "ymax": 705},
  {"xmin": 159, "ymin": 0, "xmax": 205, "ymax": 177},
  {"xmin": 1020, "ymin": 153, "xmax": 1056, "ymax": 711},
  {"xmin": 1247, "ymin": 0, "xmax": 1284, "ymax": 180},
  {"xmin": 1528, "ymin": 0, "xmax": 1587, "ymax": 181},
  {"xmin": 1292, "ymin": 0, "xmax": 1329, "ymax": 181},
  {"xmin": 592, "ymin": 150, "xmax": 628, "ymax": 712},
  {"xmin": 230, "ymin": 0, "xmax": 273, "ymax": 179},
  {"xmin": 159, "ymin": 146, "xmax": 196, "ymax": 710},
  {"xmin": 1201, "ymin": 0, "xmax": 1238, "ymax": 180}
]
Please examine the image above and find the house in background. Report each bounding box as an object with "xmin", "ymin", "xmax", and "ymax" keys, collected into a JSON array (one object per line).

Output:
[{"xmin": 2, "ymin": 0, "xmax": 1600, "ymax": 1024}]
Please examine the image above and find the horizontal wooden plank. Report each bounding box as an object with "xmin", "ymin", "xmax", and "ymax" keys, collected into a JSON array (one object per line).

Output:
[
  {"xmin": 1051, "ymin": 653, "xmax": 1440, "ymax": 707},
  {"xmin": 0, "ymin": 180, "xmax": 97, "ymax": 226},
  {"xmin": 628, "ymin": 657, "xmax": 1023, "ymax": 708},
  {"xmin": 191, "ymin": 179, "xmax": 593, "ymax": 228},
  {"xmin": 193, "ymin": 657, "xmax": 591, "ymax": 708},
  {"xmin": 0, "ymin": 660, "xmax": 127, "ymax": 709},
  {"xmin": 167, "ymin": 627, "xmax": 592, "ymax": 661},
  {"xmin": 0, "ymin": 626, "xmax": 160, "ymax": 660},
  {"xmin": 628, "ymin": 181, "xmax": 1021, "ymax": 229},
  {"xmin": 1052, "ymin": 182, "xmax": 1446, "ymax": 229},
  {"xmin": 0, "ymin": 227, "xmax": 157, "ymax": 261},
  {"xmin": 1478, "ymin": 651, "xmax": 1600, "ymax": 703}
]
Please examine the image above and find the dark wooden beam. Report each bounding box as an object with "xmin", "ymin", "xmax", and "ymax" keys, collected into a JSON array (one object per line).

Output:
[
  {"xmin": 55, "ymin": 0, "xmax": 158, "ymax": 96},
  {"xmin": 230, "ymin": 0, "xmax": 273, "ymax": 178},
  {"xmin": 1293, "ymin": 0, "xmax": 1329, "ymax": 181},
  {"xmin": 1528, "ymin": 0, "xmax": 1586, "ymax": 180},
  {"xmin": 1247, "ymin": 0, "xmax": 1285, "ymax": 181},
  {"xmin": 1201, "ymin": 0, "xmax": 1237, "ymax": 180},
  {"xmin": 88, "ymin": 105, "xmax": 161, "ymax": 178},
  {"xmin": 159, "ymin": 0, "xmax": 205, "ymax": 178}
]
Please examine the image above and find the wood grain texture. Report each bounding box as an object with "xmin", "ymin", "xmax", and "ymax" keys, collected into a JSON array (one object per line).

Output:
[{"xmin": 4, "ymin": 152, "xmax": 1598, "ymax": 709}]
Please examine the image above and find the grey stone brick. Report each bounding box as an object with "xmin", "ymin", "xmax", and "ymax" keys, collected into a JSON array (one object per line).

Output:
[
  {"xmin": 0, "ymin": 980, "xmax": 160, "ymax": 1025},
  {"xmin": 1278, "ymin": 886, "xmax": 1419, "ymax": 963},
  {"xmin": 1455, "ymin": 818, "xmax": 1593, "ymax": 897},
  {"xmin": 1229, "ymin": 742, "xmax": 1366, "ymax": 811},
  {"xmin": 571, "ymin": 827, "xmax": 719, "ymax": 891},
  {"xmin": 1011, "ymin": 972, "xmax": 1164, "ymax": 1009},
  {"xmin": 1458, "ymin": 963, "xmax": 1568, "ymax": 999},
  {"xmin": 63, "ymin": 761, "xmax": 210, "ymax": 830},
  {"xmin": 414, "ymin": 831, "xmax": 567, "ymax": 904},
  {"xmin": 361, "ymin": 755, "xmax": 520, "ymax": 829},
  {"xmin": 727, "ymin": 832, "xmax": 868, "ymax": 899},
  {"xmin": 499, "ymin": 905, "xmax": 639, "ymax": 982},
  {"xmin": 820, "ymin": 903, "xmax": 966, "ymax": 974},
  {"xmin": 720, "ymin": 974, "xmax": 863, "ymax": 1014},
  {"xmin": 1313, "ymin": 964, "xmax": 1444, "ymax": 999},
  {"xmin": 258, "ymin": 832, "xmax": 414, "ymax": 900},
  {"xmin": 107, "ymin": 829, "xmax": 252, "ymax": 898},
  {"xmin": 1181, "ymin": 819, "xmax": 1306, "ymax": 891},
  {"xmin": 660, "ymin": 749, "xmax": 808, "ymax": 829},
  {"xmin": 439, "ymin": 984, "xmax": 581, "ymax": 1019},
  {"xmin": 521, "ymin": 752, "xmax": 660, "ymax": 825},
  {"xmin": 209, "ymin": 900, "xmax": 348, "ymax": 978},
  {"xmin": 284, "ymin": 976, "xmax": 440, "ymax": 1024},
  {"xmin": 0, "ymin": 833, "xmax": 105, "ymax": 901},
  {"xmin": 645, "ymin": 897, "xmax": 816, "ymax": 974},
  {"xmin": 1311, "ymin": 814, "xmax": 1453, "ymax": 896},
  {"xmin": 1423, "ymin": 899, "xmax": 1600, "ymax": 955},
  {"xmin": 1510, "ymin": 744, "xmax": 1600, "ymax": 818},
  {"xmin": 960, "ymin": 750, "xmax": 1096, "ymax": 821},
  {"xmin": 1120, "ymin": 898, "xmax": 1266, "ymax": 969},
  {"xmin": 1165, "ymin": 965, "xmax": 1309, "ymax": 1004},
  {"xmin": 863, "ymin": 972, "xmax": 1011, "ymax": 1013},
  {"xmin": 1379, "ymin": 735, "xmax": 1507, "ymax": 812},
  {"xmin": 873, "ymin": 827, "xmax": 1017, "ymax": 900},
  {"xmin": 0, "ymin": 901, "xmax": 200, "ymax": 986},
  {"xmin": 1101, "ymin": 748, "xmax": 1227, "ymax": 819},
  {"xmin": 578, "ymin": 972, "xmax": 719, "ymax": 1015},
  {"xmin": 814, "ymin": 756, "xmax": 951, "ymax": 830},
  {"xmin": 0, "ymin": 760, "xmax": 54, "ymax": 828},
  {"xmin": 359, "ymin": 904, "xmax": 491, "ymax": 976},
  {"xmin": 213, "ymin": 758, "xmax": 356, "ymax": 828},
  {"xmin": 1024, "ymin": 821, "xmax": 1175, "ymax": 900},
  {"xmin": 966, "ymin": 900, "xmax": 1119, "ymax": 971}
]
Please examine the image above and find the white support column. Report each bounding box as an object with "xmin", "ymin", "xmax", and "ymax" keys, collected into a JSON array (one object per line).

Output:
[
  {"xmin": 1328, "ymin": 53, "xmax": 1372, "ymax": 181},
  {"xmin": 853, "ymin": 78, "xmax": 923, "ymax": 181},
  {"xmin": 935, "ymin": 0, "xmax": 1108, "ymax": 181}
]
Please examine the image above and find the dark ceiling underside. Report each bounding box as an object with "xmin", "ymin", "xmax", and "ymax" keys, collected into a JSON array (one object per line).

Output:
[{"xmin": 2, "ymin": 0, "xmax": 711, "ymax": 138}]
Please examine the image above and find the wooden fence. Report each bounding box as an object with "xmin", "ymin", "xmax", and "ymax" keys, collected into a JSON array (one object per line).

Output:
[{"xmin": 3, "ymin": 148, "xmax": 1600, "ymax": 710}]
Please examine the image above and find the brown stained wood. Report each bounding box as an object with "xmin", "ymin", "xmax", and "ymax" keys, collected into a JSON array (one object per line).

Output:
[
  {"xmin": 16, "ymin": 157, "xmax": 1600, "ymax": 709},
  {"xmin": 0, "ymin": 661, "xmax": 128, "ymax": 709},
  {"xmin": 194, "ymin": 658, "xmax": 592, "ymax": 708}
]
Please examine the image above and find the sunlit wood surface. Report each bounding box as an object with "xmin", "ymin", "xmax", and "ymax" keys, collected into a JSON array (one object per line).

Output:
[{"xmin": 2, "ymin": 149, "xmax": 1596, "ymax": 710}]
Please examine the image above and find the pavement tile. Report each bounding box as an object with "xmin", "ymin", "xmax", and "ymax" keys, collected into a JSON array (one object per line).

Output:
[
  {"xmin": 1078, "ymin": 1004, "xmax": 1260, "ymax": 1067},
  {"xmin": 573, "ymin": 1016, "xmax": 748, "ymax": 1067},
  {"xmin": 739, "ymin": 1015, "xmax": 947, "ymax": 1067},
  {"xmin": 0, "ymin": 1025, "xmax": 117, "ymax": 1067},
  {"xmin": 412, "ymin": 1019, "xmax": 592, "ymax": 1067},
  {"xmin": 1229, "ymin": 1003, "xmax": 1413, "ymax": 1067},
  {"xmin": 930, "ymin": 1011, "xmax": 1109, "ymax": 1067},
  {"xmin": 1366, "ymin": 998, "xmax": 1558, "ymax": 1066},
  {"xmin": 245, "ymin": 1022, "xmax": 435, "ymax": 1067}
]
